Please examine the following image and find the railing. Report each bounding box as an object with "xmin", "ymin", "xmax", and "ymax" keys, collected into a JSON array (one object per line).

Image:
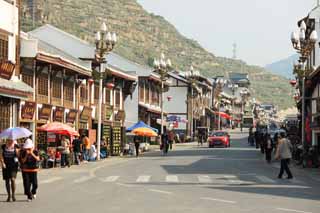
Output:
[
  {"xmin": 51, "ymin": 97, "xmax": 62, "ymax": 106},
  {"xmin": 37, "ymin": 94, "xmax": 49, "ymax": 104},
  {"xmin": 64, "ymin": 100, "xmax": 73, "ymax": 109}
]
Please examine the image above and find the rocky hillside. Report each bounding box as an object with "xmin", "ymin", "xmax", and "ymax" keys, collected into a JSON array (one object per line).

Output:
[{"xmin": 21, "ymin": 0, "xmax": 294, "ymax": 109}]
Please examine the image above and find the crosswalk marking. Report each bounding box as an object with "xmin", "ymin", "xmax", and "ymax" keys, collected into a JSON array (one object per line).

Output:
[
  {"xmin": 166, "ymin": 175, "xmax": 179, "ymax": 183},
  {"xmin": 74, "ymin": 176, "xmax": 94, "ymax": 183},
  {"xmin": 198, "ymin": 175, "xmax": 212, "ymax": 183},
  {"xmin": 40, "ymin": 177, "xmax": 63, "ymax": 184},
  {"xmin": 256, "ymin": 175, "xmax": 276, "ymax": 184},
  {"xmin": 100, "ymin": 176, "xmax": 120, "ymax": 182},
  {"xmin": 136, "ymin": 175, "xmax": 151, "ymax": 183}
]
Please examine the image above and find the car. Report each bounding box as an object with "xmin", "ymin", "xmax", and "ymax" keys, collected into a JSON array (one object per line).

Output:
[{"xmin": 208, "ymin": 131, "xmax": 230, "ymax": 148}]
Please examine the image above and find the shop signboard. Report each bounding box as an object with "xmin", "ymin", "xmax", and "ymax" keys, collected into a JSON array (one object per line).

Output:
[
  {"xmin": 105, "ymin": 105, "xmax": 113, "ymax": 121},
  {"xmin": 66, "ymin": 109, "xmax": 78, "ymax": 123},
  {"xmin": 21, "ymin": 101, "xmax": 36, "ymax": 120},
  {"xmin": 0, "ymin": 60, "xmax": 15, "ymax": 80},
  {"xmin": 38, "ymin": 104, "xmax": 52, "ymax": 120},
  {"xmin": 80, "ymin": 106, "xmax": 92, "ymax": 122},
  {"xmin": 53, "ymin": 106, "xmax": 64, "ymax": 122}
]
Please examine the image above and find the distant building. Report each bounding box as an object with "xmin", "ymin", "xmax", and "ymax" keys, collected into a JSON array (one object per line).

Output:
[{"xmin": 228, "ymin": 72, "xmax": 250, "ymax": 88}]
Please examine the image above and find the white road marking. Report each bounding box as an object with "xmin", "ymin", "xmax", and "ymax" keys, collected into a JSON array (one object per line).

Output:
[
  {"xmin": 256, "ymin": 175, "xmax": 276, "ymax": 184},
  {"xmin": 166, "ymin": 175, "xmax": 179, "ymax": 183},
  {"xmin": 149, "ymin": 189, "xmax": 172, "ymax": 195},
  {"xmin": 224, "ymin": 175, "xmax": 242, "ymax": 184},
  {"xmin": 198, "ymin": 175, "xmax": 212, "ymax": 183},
  {"xmin": 136, "ymin": 175, "xmax": 151, "ymax": 183},
  {"xmin": 40, "ymin": 177, "xmax": 63, "ymax": 184},
  {"xmin": 73, "ymin": 176, "xmax": 94, "ymax": 183},
  {"xmin": 100, "ymin": 176, "xmax": 119, "ymax": 182},
  {"xmin": 201, "ymin": 197, "xmax": 237, "ymax": 204},
  {"xmin": 276, "ymin": 208, "xmax": 312, "ymax": 213},
  {"xmin": 116, "ymin": 183, "xmax": 134, "ymax": 188}
]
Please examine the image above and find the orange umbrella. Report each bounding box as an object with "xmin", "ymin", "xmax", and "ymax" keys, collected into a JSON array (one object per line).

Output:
[
  {"xmin": 37, "ymin": 122, "xmax": 79, "ymax": 136},
  {"xmin": 132, "ymin": 127, "xmax": 158, "ymax": 137}
]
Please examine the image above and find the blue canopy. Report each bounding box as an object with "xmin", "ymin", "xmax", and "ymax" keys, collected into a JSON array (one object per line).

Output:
[{"xmin": 126, "ymin": 121, "xmax": 159, "ymax": 133}]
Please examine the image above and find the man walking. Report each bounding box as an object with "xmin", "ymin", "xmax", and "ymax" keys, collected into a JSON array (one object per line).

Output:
[
  {"xmin": 275, "ymin": 132, "xmax": 293, "ymax": 179},
  {"xmin": 72, "ymin": 136, "xmax": 82, "ymax": 165}
]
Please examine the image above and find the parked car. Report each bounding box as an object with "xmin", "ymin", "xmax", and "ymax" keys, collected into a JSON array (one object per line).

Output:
[{"xmin": 208, "ymin": 131, "xmax": 230, "ymax": 148}]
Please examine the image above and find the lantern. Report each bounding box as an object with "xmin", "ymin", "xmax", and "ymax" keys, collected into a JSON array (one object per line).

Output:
[
  {"xmin": 88, "ymin": 78, "xmax": 94, "ymax": 84},
  {"xmin": 289, "ymin": 80, "xmax": 297, "ymax": 87},
  {"xmin": 106, "ymin": 82, "xmax": 115, "ymax": 89},
  {"xmin": 167, "ymin": 96, "xmax": 172, "ymax": 101}
]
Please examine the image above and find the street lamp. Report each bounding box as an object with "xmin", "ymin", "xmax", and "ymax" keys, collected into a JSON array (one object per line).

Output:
[
  {"xmin": 291, "ymin": 20, "xmax": 318, "ymax": 151},
  {"xmin": 185, "ymin": 66, "xmax": 200, "ymax": 138},
  {"xmin": 213, "ymin": 78, "xmax": 227, "ymax": 130},
  {"xmin": 153, "ymin": 53, "xmax": 172, "ymax": 136},
  {"xmin": 95, "ymin": 21, "xmax": 117, "ymax": 160},
  {"xmin": 228, "ymin": 83, "xmax": 238, "ymax": 128}
]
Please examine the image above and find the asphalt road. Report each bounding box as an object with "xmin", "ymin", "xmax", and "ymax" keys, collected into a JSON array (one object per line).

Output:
[{"xmin": 1, "ymin": 130, "xmax": 320, "ymax": 213}]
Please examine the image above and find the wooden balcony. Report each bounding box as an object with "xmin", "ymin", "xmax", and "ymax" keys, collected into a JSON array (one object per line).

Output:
[
  {"xmin": 80, "ymin": 98, "xmax": 89, "ymax": 106},
  {"xmin": 37, "ymin": 94, "xmax": 49, "ymax": 104},
  {"xmin": 64, "ymin": 100, "xmax": 73, "ymax": 109},
  {"xmin": 51, "ymin": 97, "xmax": 62, "ymax": 106}
]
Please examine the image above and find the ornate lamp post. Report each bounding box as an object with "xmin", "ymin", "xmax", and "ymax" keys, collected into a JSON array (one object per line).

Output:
[
  {"xmin": 185, "ymin": 66, "xmax": 200, "ymax": 138},
  {"xmin": 291, "ymin": 20, "xmax": 318, "ymax": 151},
  {"xmin": 95, "ymin": 22, "xmax": 117, "ymax": 160},
  {"xmin": 153, "ymin": 53, "xmax": 172, "ymax": 136},
  {"xmin": 228, "ymin": 83, "xmax": 238, "ymax": 128},
  {"xmin": 212, "ymin": 78, "xmax": 227, "ymax": 130}
]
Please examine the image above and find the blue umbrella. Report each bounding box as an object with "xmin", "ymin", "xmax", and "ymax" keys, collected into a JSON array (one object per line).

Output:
[
  {"xmin": 0, "ymin": 127, "xmax": 32, "ymax": 140},
  {"xmin": 126, "ymin": 121, "xmax": 158, "ymax": 133}
]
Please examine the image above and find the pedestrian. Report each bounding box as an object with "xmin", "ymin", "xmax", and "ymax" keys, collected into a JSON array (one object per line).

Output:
[
  {"xmin": 61, "ymin": 136, "xmax": 71, "ymax": 167},
  {"xmin": 0, "ymin": 139, "xmax": 19, "ymax": 202},
  {"xmin": 162, "ymin": 133, "xmax": 169, "ymax": 155},
  {"xmin": 275, "ymin": 132, "xmax": 293, "ymax": 179},
  {"xmin": 168, "ymin": 130, "xmax": 175, "ymax": 149},
  {"xmin": 72, "ymin": 135, "xmax": 82, "ymax": 165},
  {"xmin": 83, "ymin": 135, "xmax": 91, "ymax": 161},
  {"xmin": 133, "ymin": 136, "xmax": 140, "ymax": 157},
  {"xmin": 20, "ymin": 139, "xmax": 40, "ymax": 201},
  {"xmin": 265, "ymin": 133, "xmax": 273, "ymax": 163},
  {"xmin": 89, "ymin": 143, "xmax": 97, "ymax": 161}
]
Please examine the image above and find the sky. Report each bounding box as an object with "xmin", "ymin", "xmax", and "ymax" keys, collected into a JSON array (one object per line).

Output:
[{"xmin": 137, "ymin": 0, "xmax": 316, "ymax": 66}]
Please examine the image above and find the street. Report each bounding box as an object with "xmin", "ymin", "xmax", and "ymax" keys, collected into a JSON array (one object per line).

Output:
[{"xmin": 1, "ymin": 130, "xmax": 320, "ymax": 213}]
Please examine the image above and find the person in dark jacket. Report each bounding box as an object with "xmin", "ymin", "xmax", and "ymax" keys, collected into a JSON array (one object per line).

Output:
[
  {"xmin": 0, "ymin": 139, "xmax": 19, "ymax": 202},
  {"xmin": 20, "ymin": 139, "xmax": 40, "ymax": 201},
  {"xmin": 161, "ymin": 133, "xmax": 169, "ymax": 155},
  {"xmin": 265, "ymin": 134, "xmax": 273, "ymax": 163},
  {"xmin": 133, "ymin": 136, "xmax": 140, "ymax": 157}
]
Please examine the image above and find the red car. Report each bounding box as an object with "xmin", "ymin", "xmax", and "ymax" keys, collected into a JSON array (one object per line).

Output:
[{"xmin": 208, "ymin": 131, "xmax": 230, "ymax": 148}]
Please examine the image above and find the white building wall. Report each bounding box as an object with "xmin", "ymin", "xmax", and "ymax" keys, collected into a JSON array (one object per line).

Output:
[
  {"xmin": 0, "ymin": 0, "xmax": 18, "ymax": 64},
  {"xmin": 124, "ymin": 87, "xmax": 139, "ymax": 127}
]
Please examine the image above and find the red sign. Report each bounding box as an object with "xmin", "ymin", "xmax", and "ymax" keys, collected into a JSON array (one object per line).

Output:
[
  {"xmin": 0, "ymin": 60, "xmax": 15, "ymax": 80},
  {"xmin": 53, "ymin": 106, "xmax": 65, "ymax": 122},
  {"xmin": 66, "ymin": 109, "xmax": 78, "ymax": 123},
  {"xmin": 38, "ymin": 104, "xmax": 52, "ymax": 120},
  {"xmin": 21, "ymin": 101, "xmax": 36, "ymax": 120}
]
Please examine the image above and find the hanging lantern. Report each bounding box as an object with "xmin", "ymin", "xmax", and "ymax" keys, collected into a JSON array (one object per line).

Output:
[
  {"xmin": 167, "ymin": 96, "xmax": 172, "ymax": 101},
  {"xmin": 106, "ymin": 82, "xmax": 115, "ymax": 89},
  {"xmin": 88, "ymin": 78, "xmax": 94, "ymax": 84},
  {"xmin": 289, "ymin": 80, "xmax": 297, "ymax": 87}
]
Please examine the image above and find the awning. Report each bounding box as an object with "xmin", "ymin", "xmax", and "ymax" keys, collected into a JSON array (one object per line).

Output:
[
  {"xmin": 139, "ymin": 103, "xmax": 167, "ymax": 115},
  {"xmin": 0, "ymin": 78, "xmax": 33, "ymax": 100}
]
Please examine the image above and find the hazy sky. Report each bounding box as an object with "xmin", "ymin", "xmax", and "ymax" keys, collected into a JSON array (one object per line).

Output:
[{"xmin": 137, "ymin": 0, "xmax": 315, "ymax": 66}]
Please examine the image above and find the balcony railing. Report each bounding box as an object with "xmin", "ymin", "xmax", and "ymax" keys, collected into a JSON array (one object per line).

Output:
[
  {"xmin": 64, "ymin": 100, "xmax": 73, "ymax": 109},
  {"xmin": 51, "ymin": 97, "xmax": 62, "ymax": 106},
  {"xmin": 37, "ymin": 94, "xmax": 48, "ymax": 104}
]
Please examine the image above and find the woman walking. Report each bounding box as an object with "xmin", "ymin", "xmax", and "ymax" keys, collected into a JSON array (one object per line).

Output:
[
  {"xmin": 275, "ymin": 132, "xmax": 293, "ymax": 179},
  {"xmin": 20, "ymin": 139, "xmax": 40, "ymax": 201},
  {"xmin": 265, "ymin": 134, "xmax": 273, "ymax": 163},
  {"xmin": 0, "ymin": 139, "xmax": 19, "ymax": 202}
]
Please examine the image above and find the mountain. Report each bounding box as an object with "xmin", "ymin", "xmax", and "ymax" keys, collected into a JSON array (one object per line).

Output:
[
  {"xmin": 265, "ymin": 55, "xmax": 298, "ymax": 79},
  {"xmin": 20, "ymin": 0, "xmax": 294, "ymax": 109}
]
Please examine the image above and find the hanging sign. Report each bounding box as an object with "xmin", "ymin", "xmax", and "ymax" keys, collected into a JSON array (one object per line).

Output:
[
  {"xmin": 0, "ymin": 60, "xmax": 15, "ymax": 80},
  {"xmin": 21, "ymin": 101, "xmax": 36, "ymax": 120},
  {"xmin": 53, "ymin": 106, "xmax": 65, "ymax": 122},
  {"xmin": 38, "ymin": 104, "xmax": 52, "ymax": 120}
]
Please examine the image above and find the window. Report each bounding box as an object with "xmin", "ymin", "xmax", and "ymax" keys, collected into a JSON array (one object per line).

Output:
[
  {"xmin": 52, "ymin": 78, "xmax": 61, "ymax": 98},
  {"xmin": 105, "ymin": 89, "xmax": 111, "ymax": 104},
  {"xmin": 94, "ymin": 85, "xmax": 99, "ymax": 100},
  {"xmin": 139, "ymin": 81, "xmax": 144, "ymax": 102},
  {"xmin": 22, "ymin": 73, "xmax": 33, "ymax": 88},
  {"xmin": 38, "ymin": 75, "xmax": 48, "ymax": 96},
  {"xmin": 64, "ymin": 83, "xmax": 73, "ymax": 101},
  {"xmin": 145, "ymin": 83, "xmax": 150, "ymax": 104},
  {"xmin": 115, "ymin": 89, "xmax": 120, "ymax": 108},
  {"xmin": 80, "ymin": 85, "xmax": 87, "ymax": 102},
  {"xmin": 0, "ymin": 33, "xmax": 8, "ymax": 60}
]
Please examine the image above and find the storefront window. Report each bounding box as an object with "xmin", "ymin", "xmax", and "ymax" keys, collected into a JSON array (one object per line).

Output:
[
  {"xmin": 0, "ymin": 33, "xmax": 8, "ymax": 60},
  {"xmin": 0, "ymin": 98, "xmax": 10, "ymax": 132},
  {"xmin": 115, "ymin": 89, "xmax": 120, "ymax": 108},
  {"xmin": 64, "ymin": 83, "xmax": 73, "ymax": 101},
  {"xmin": 105, "ymin": 89, "xmax": 111, "ymax": 104},
  {"xmin": 145, "ymin": 83, "xmax": 150, "ymax": 104},
  {"xmin": 139, "ymin": 81, "xmax": 144, "ymax": 102},
  {"xmin": 80, "ymin": 85, "xmax": 87, "ymax": 103}
]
